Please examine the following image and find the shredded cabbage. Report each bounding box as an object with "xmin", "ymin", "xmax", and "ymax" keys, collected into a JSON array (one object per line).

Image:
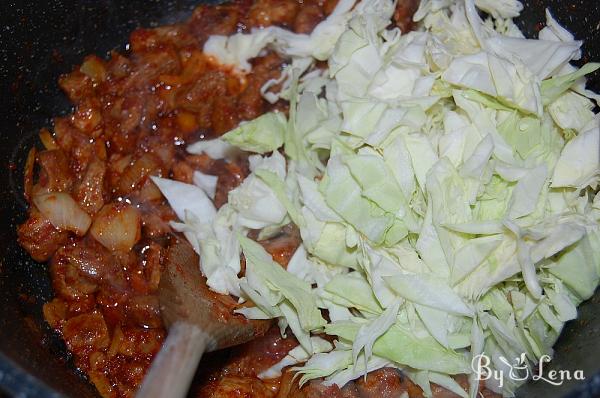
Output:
[{"xmin": 157, "ymin": 1, "xmax": 600, "ymax": 396}]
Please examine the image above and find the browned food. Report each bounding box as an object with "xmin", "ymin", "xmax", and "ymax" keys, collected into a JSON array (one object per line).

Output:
[
  {"xmin": 15, "ymin": 1, "xmax": 492, "ymax": 397},
  {"xmin": 393, "ymin": 0, "xmax": 420, "ymax": 33},
  {"xmin": 18, "ymin": 207, "xmax": 69, "ymax": 262}
]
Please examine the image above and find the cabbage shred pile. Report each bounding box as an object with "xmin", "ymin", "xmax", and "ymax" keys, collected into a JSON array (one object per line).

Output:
[{"xmin": 154, "ymin": 0, "xmax": 600, "ymax": 396}]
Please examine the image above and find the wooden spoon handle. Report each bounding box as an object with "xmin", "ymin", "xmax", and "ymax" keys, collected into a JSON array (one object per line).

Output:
[{"xmin": 136, "ymin": 321, "xmax": 212, "ymax": 398}]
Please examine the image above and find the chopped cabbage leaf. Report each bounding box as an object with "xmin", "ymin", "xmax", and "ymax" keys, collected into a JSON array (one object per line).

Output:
[
  {"xmin": 222, "ymin": 112, "xmax": 287, "ymax": 153},
  {"xmin": 541, "ymin": 63, "xmax": 600, "ymax": 105},
  {"xmin": 259, "ymin": 337, "xmax": 333, "ymax": 379},
  {"xmin": 151, "ymin": 176, "xmax": 216, "ymax": 223},
  {"xmin": 238, "ymin": 235, "xmax": 326, "ymax": 351},
  {"xmin": 551, "ymin": 119, "xmax": 600, "ymax": 188},
  {"xmin": 192, "ymin": 171, "xmax": 218, "ymax": 200},
  {"xmin": 186, "ymin": 138, "xmax": 238, "ymax": 159},
  {"xmin": 326, "ymin": 321, "xmax": 472, "ymax": 374}
]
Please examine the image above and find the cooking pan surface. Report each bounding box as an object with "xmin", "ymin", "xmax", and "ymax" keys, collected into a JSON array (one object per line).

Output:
[{"xmin": 0, "ymin": 1, "xmax": 598, "ymax": 397}]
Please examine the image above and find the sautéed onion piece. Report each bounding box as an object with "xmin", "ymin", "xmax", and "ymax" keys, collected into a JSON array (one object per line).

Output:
[
  {"xmin": 89, "ymin": 203, "xmax": 142, "ymax": 252},
  {"xmin": 33, "ymin": 192, "xmax": 92, "ymax": 236}
]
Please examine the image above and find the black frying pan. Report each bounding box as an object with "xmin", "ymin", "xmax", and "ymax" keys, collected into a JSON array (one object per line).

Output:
[{"xmin": 0, "ymin": 1, "xmax": 599, "ymax": 397}]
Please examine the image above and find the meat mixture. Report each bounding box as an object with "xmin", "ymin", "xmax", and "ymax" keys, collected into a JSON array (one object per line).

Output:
[{"xmin": 16, "ymin": 0, "xmax": 497, "ymax": 397}]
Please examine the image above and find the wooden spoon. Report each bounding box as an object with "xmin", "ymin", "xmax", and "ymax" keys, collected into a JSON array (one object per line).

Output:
[{"xmin": 136, "ymin": 239, "xmax": 271, "ymax": 398}]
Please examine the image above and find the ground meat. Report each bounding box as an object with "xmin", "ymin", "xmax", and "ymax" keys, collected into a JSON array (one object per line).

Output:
[
  {"xmin": 35, "ymin": 149, "xmax": 74, "ymax": 193},
  {"xmin": 283, "ymin": 377, "xmax": 361, "ymax": 398},
  {"xmin": 199, "ymin": 375, "xmax": 276, "ymax": 398},
  {"xmin": 191, "ymin": 327, "xmax": 298, "ymax": 397},
  {"xmin": 355, "ymin": 368, "xmax": 408, "ymax": 398},
  {"xmin": 62, "ymin": 312, "xmax": 111, "ymax": 352},
  {"xmin": 188, "ymin": 1, "xmax": 247, "ymax": 45},
  {"xmin": 237, "ymin": 53, "xmax": 285, "ymax": 121},
  {"xmin": 52, "ymin": 238, "xmax": 123, "ymax": 285},
  {"xmin": 53, "ymin": 117, "xmax": 97, "ymax": 175},
  {"xmin": 116, "ymin": 327, "xmax": 164, "ymax": 357},
  {"xmin": 246, "ymin": 0, "xmax": 300, "ymax": 29},
  {"xmin": 17, "ymin": 207, "xmax": 69, "ymax": 262},
  {"xmin": 43, "ymin": 298, "xmax": 69, "ymax": 330},
  {"xmin": 59, "ymin": 70, "xmax": 95, "ymax": 103},
  {"xmin": 211, "ymin": 95, "xmax": 240, "ymax": 135},
  {"xmin": 259, "ymin": 224, "xmax": 302, "ymax": 267},
  {"xmin": 293, "ymin": 3, "xmax": 325, "ymax": 34},
  {"xmin": 73, "ymin": 158, "xmax": 107, "ymax": 215},
  {"xmin": 126, "ymin": 295, "xmax": 162, "ymax": 329}
]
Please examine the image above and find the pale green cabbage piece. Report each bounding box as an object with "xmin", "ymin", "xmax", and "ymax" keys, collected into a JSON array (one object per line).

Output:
[
  {"xmin": 323, "ymin": 272, "xmax": 383, "ymax": 315},
  {"xmin": 221, "ymin": 112, "xmax": 286, "ymax": 153},
  {"xmin": 258, "ymin": 336, "xmax": 333, "ymax": 379},
  {"xmin": 385, "ymin": 273, "xmax": 473, "ymax": 316},
  {"xmin": 443, "ymin": 51, "xmax": 543, "ymax": 115},
  {"xmin": 484, "ymin": 35, "xmax": 581, "ymax": 80},
  {"xmin": 551, "ymin": 119, "xmax": 600, "ymax": 188},
  {"xmin": 325, "ymin": 320, "xmax": 472, "ymax": 374},
  {"xmin": 541, "ymin": 63, "xmax": 600, "ymax": 105},
  {"xmin": 228, "ymin": 152, "xmax": 289, "ymax": 229},
  {"xmin": 192, "ymin": 171, "xmax": 218, "ymax": 200},
  {"xmin": 351, "ymin": 300, "xmax": 400, "ymax": 364},
  {"xmin": 238, "ymin": 235, "xmax": 326, "ymax": 351},
  {"xmin": 292, "ymin": 348, "xmax": 353, "ymax": 385},
  {"xmin": 548, "ymin": 91, "xmax": 595, "ymax": 135},
  {"xmin": 151, "ymin": 176, "xmax": 216, "ymax": 223},
  {"xmin": 186, "ymin": 138, "xmax": 237, "ymax": 159},
  {"xmin": 320, "ymin": 156, "xmax": 405, "ymax": 245}
]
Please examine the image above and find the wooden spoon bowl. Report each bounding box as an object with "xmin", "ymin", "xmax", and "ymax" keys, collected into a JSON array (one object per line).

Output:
[{"xmin": 136, "ymin": 239, "xmax": 271, "ymax": 398}]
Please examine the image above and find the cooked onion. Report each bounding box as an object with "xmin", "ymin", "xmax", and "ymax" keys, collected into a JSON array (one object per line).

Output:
[
  {"xmin": 39, "ymin": 128, "xmax": 58, "ymax": 150},
  {"xmin": 79, "ymin": 55, "xmax": 107, "ymax": 83},
  {"xmin": 33, "ymin": 192, "xmax": 92, "ymax": 236},
  {"xmin": 23, "ymin": 147, "xmax": 36, "ymax": 203},
  {"xmin": 111, "ymin": 154, "xmax": 132, "ymax": 175},
  {"xmin": 90, "ymin": 202, "xmax": 141, "ymax": 252}
]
